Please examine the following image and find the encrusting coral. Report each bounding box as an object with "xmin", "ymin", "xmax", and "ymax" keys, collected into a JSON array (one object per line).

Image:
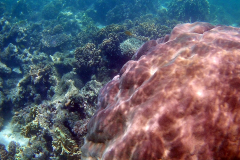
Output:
[
  {"xmin": 120, "ymin": 38, "xmax": 143, "ymax": 59},
  {"xmin": 81, "ymin": 22, "xmax": 240, "ymax": 160}
]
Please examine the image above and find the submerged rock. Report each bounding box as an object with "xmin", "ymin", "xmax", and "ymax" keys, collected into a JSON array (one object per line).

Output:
[
  {"xmin": 81, "ymin": 22, "xmax": 240, "ymax": 160},
  {"xmin": 0, "ymin": 62, "xmax": 11, "ymax": 74}
]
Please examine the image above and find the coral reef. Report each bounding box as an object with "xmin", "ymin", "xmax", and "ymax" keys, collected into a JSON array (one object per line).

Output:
[
  {"xmin": 0, "ymin": 61, "xmax": 11, "ymax": 74},
  {"xmin": 73, "ymin": 18, "xmax": 177, "ymax": 82},
  {"xmin": 0, "ymin": 142, "xmax": 17, "ymax": 160},
  {"xmin": 0, "ymin": 43, "xmax": 18, "ymax": 62},
  {"xmin": 0, "ymin": 144, "xmax": 8, "ymax": 160},
  {"xmin": 52, "ymin": 127, "xmax": 79, "ymax": 157},
  {"xmin": 0, "ymin": 0, "xmax": 238, "ymax": 159},
  {"xmin": 75, "ymin": 43, "xmax": 102, "ymax": 70},
  {"xmin": 0, "ymin": 19, "xmax": 45, "ymax": 52},
  {"xmin": 42, "ymin": 1, "xmax": 62, "ymax": 20},
  {"xmin": 168, "ymin": 0, "xmax": 210, "ymax": 22},
  {"xmin": 0, "ymin": 34, "xmax": 4, "ymax": 49},
  {"xmin": 81, "ymin": 22, "xmax": 240, "ymax": 159},
  {"xmin": 73, "ymin": 118, "xmax": 89, "ymax": 137},
  {"xmin": 75, "ymin": 80, "xmax": 103, "ymax": 117},
  {"xmin": 120, "ymin": 38, "xmax": 143, "ymax": 59},
  {"xmin": 93, "ymin": 24, "xmax": 126, "ymax": 45},
  {"xmin": 19, "ymin": 139, "xmax": 49, "ymax": 160},
  {"xmin": 91, "ymin": 0, "xmax": 158, "ymax": 24},
  {"xmin": 98, "ymin": 33, "xmax": 122, "ymax": 59},
  {"xmin": 50, "ymin": 52, "xmax": 76, "ymax": 76},
  {"xmin": 0, "ymin": 2, "xmax": 6, "ymax": 17},
  {"xmin": 8, "ymin": 77, "xmax": 103, "ymax": 159},
  {"xmin": 0, "ymin": 42, "xmax": 49, "ymax": 80},
  {"xmin": 51, "ymin": 24, "xmax": 64, "ymax": 35},
  {"xmin": 11, "ymin": 0, "xmax": 30, "ymax": 19},
  {"xmin": 74, "ymin": 43, "xmax": 103, "ymax": 82},
  {"xmin": 0, "ymin": 116, "xmax": 3, "ymax": 130},
  {"xmin": 41, "ymin": 33, "xmax": 70, "ymax": 48},
  {"xmin": 7, "ymin": 63, "xmax": 57, "ymax": 107},
  {"xmin": 7, "ymin": 141, "xmax": 17, "ymax": 159},
  {"xmin": 92, "ymin": 0, "xmax": 117, "ymax": 24},
  {"xmin": 131, "ymin": 20, "xmax": 173, "ymax": 40}
]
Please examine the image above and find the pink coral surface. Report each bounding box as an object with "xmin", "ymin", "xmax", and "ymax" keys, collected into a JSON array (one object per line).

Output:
[{"xmin": 81, "ymin": 22, "xmax": 240, "ymax": 160}]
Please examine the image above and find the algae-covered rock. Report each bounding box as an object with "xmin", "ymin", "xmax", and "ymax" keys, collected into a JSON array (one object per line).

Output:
[{"xmin": 0, "ymin": 61, "xmax": 11, "ymax": 74}]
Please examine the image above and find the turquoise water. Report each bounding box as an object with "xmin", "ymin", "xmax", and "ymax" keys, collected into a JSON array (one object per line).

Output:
[{"xmin": 0, "ymin": 0, "xmax": 239, "ymax": 25}]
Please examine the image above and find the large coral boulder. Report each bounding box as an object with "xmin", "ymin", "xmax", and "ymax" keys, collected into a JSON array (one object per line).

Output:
[{"xmin": 81, "ymin": 22, "xmax": 240, "ymax": 160}]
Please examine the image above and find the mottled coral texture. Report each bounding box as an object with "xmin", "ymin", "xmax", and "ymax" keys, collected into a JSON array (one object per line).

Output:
[{"xmin": 81, "ymin": 22, "xmax": 240, "ymax": 160}]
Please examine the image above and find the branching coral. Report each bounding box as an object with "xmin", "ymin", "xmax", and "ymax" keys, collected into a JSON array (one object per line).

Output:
[
  {"xmin": 75, "ymin": 43, "xmax": 102, "ymax": 70},
  {"xmin": 52, "ymin": 127, "xmax": 80, "ymax": 156},
  {"xmin": 21, "ymin": 118, "xmax": 40, "ymax": 137}
]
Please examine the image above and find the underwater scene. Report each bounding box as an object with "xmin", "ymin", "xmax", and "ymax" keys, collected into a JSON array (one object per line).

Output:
[{"xmin": 0, "ymin": 0, "xmax": 240, "ymax": 159}]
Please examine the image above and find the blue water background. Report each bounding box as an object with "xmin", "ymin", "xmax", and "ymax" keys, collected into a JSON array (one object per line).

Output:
[{"xmin": 1, "ymin": 0, "xmax": 240, "ymax": 26}]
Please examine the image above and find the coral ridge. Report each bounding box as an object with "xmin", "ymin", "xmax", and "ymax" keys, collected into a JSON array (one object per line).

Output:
[{"xmin": 81, "ymin": 22, "xmax": 240, "ymax": 160}]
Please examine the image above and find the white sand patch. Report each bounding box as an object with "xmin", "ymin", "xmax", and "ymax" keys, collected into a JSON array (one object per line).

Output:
[{"xmin": 0, "ymin": 122, "xmax": 29, "ymax": 150}]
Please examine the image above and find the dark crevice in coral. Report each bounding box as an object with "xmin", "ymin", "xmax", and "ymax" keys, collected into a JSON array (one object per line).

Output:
[
  {"xmin": 0, "ymin": 102, "xmax": 13, "ymax": 129},
  {"xmin": 43, "ymin": 132, "xmax": 53, "ymax": 152},
  {"xmin": 65, "ymin": 103, "xmax": 86, "ymax": 120},
  {"xmin": 76, "ymin": 69, "xmax": 94, "ymax": 84},
  {"xmin": 63, "ymin": 120, "xmax": 78, "ymax": 138}
]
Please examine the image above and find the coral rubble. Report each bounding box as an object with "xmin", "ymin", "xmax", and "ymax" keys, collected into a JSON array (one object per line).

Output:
[
  {"xmin": 41, "ymin": 33, "xmax": 70, "ymax": 48},
  {"xmin": 81, "ymin": 22, "xmax": 240, "ymax": 160},
  {"xmin": 9, "ymin": 78, "xmax": 103, "ymax": 159}
]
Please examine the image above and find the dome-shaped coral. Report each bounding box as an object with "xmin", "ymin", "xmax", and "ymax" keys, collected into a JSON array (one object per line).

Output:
[{"xmin": 81, "ymin": 22, "xmax": 240, "ymax": 160}]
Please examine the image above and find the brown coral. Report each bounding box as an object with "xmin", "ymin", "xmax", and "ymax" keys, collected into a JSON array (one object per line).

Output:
[
  {"xmin": 81, "ymin": 22, "xmax": 240, "ymax": 160},
  {"xmin": 0, "ymin": 144, "xmax": 8, "ymax": 160},
  {"xmin": 41, "ymin": 33, "xmax": 69, "ymax": 48},
  {"xmin": 75, "ymin": 43, "xmax": 102, "ymax": 69}
]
